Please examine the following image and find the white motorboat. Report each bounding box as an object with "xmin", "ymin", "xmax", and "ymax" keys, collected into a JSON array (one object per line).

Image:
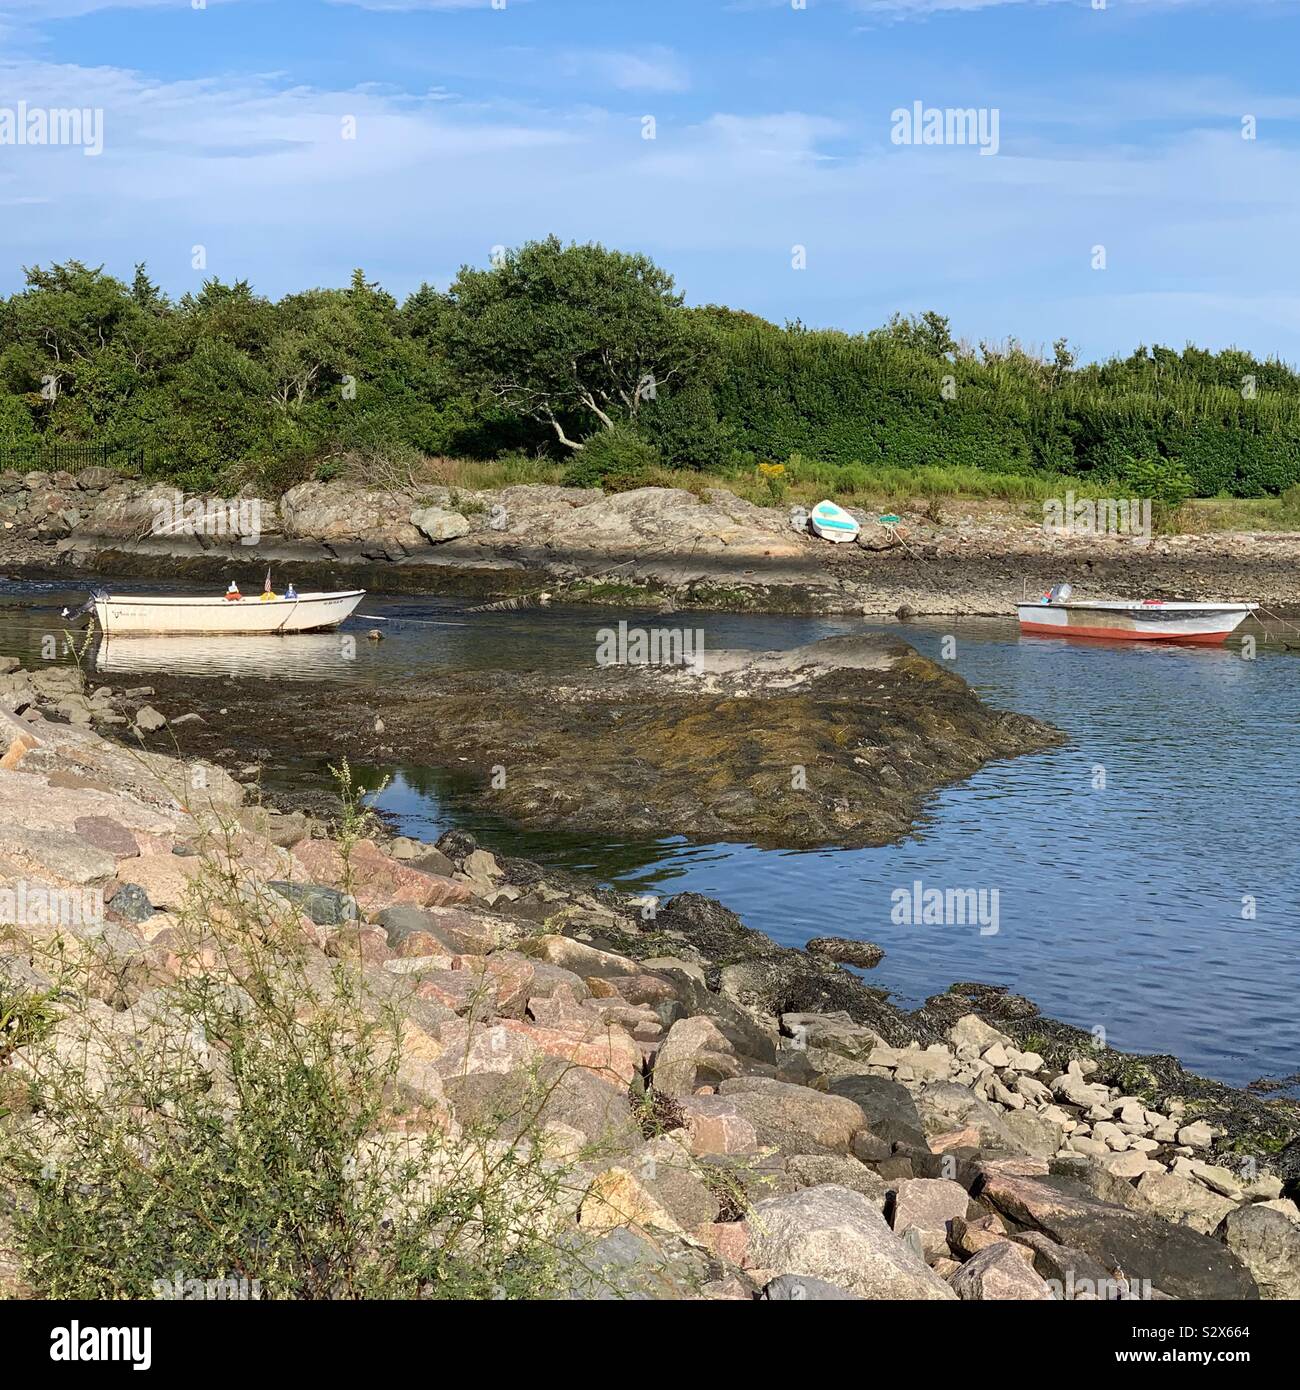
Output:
[
  {"xmin": 1018, "ymin": 586, "xmax": 1255, "ymax": 645},
  {"xmin": 85, "ymin": 589, "xmax": 365, "ymax": 637}
]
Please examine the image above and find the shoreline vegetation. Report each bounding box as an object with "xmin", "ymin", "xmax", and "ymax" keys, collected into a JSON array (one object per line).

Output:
[
  {"xmin": 5, "ymin": 243, "xmax": 1300, "ymax": 512},
  {"xmin": 0, "ymin": 658, "xmax": 1297, "ymax": 1300}
]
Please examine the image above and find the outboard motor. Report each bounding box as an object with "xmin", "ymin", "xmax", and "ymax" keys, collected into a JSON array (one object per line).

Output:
[{"xmin": 60, "ymin": 590, "xmax": 105, "ymax": 623}]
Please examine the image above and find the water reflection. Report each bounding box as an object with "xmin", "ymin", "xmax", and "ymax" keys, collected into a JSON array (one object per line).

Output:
[{"xmin": 93, "ymin": 633, "xmax": 363, "ymax": 681}]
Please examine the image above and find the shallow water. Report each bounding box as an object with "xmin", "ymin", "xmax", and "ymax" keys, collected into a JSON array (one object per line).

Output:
[{"xmin": 3, "ymin": 570, "xmax": 1298, "ymax": 1088}]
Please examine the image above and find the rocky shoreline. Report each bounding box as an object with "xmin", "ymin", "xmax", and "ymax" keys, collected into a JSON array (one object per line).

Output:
[
  {"xmin": 6, "ymin": 469, "xmax": 1300, "ymax": 617},
  {"xmin": 2, "ymin": 660, "xmax": 1298, "ymax": 1300}
]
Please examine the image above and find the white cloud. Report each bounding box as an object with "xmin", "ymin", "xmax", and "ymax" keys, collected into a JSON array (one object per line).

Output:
[
  {"xmin": 2, "ymin": 52, "xmax": 1299, "ymax": 362},
  {"xmin": 0, "ymin": 0, "xmax": 225, "ymax": 15},
  {"xmin": 567, "ymin": 48, "xmax": 690, "ymax": 95}
]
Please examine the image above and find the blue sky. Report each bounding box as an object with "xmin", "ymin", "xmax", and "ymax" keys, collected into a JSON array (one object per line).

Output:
[{"xmin": 2, "ymin": 0, "xmax": 1299, "ymax": 363}]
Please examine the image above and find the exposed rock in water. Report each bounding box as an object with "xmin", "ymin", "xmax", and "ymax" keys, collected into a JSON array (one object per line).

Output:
[
  {"xmin": 806, "ymin": 937, "xmax": 885, "ymax": 969},
  {"xmin": 129, "ymin": 633, "xmax": 1063, "ymax": 852}
]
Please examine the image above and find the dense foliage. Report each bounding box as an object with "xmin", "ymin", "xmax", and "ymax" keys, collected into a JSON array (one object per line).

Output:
[{"xmin": 3, "ymin": 240, "xmax": 1299, "ymax": 497}]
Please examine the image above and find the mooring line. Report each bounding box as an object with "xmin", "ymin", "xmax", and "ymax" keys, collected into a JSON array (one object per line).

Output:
[
  {"xmin": 355, "ymin": 613, "xmax": 471, "ymax": 628},
  {"xmin": 1251, "ymin": 600, "xmax": 1300, "ymax": 648}
]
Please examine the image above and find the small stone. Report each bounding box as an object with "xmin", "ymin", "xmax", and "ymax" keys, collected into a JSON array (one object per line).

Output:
[
  {"xmin": 947, "ymin": 1015, "xmax": 1011, "ymax": 1054},
  {"xmin": 134, "ymin": 705, "xmax": 167, "ymax": 733},
  {"xmin": 410, "ymin": 506, "xmax": 471, "ymax": 543},
  {"xmin": 462, "ymin": 848, "xmax": 501, "ymax": 881},
  {"xmin": 1177, "ymin": 1121, "xmax": 1213, "ymax": 1149},
  {"xmin": 1244, "ymin": 1174, "xmax": 1284, "ymax": 1202},
  {"xmin": 1188, "ymin": 1161, "xmax": 1245, "ymax": 1199},
  {"xmin": 267, "ymin": 881, "xmax": 358, "ymax": 926},
  {"xmin": 1100, "ymin": 1149, "xmax": 1157, "ymax": 1179},
  {"xmin": 1092, "ymin": 1121, "xmax": 1129, "ymax": 1152},
  {"xmin": 107, "ymin": 882, "xmax": 154, "ymax": 923}
]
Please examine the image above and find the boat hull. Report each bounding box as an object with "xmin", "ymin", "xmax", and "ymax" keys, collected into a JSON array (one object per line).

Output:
[
  {"xmin": 94, "ymin": 590, "xmax": 365, "ymax": 636},
  {"xmin": 1017, "ymin": 602, "xmax": 1254, "ymax": 644}
]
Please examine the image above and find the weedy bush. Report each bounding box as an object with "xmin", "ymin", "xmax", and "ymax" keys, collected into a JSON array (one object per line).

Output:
[
  {"xmin": 0, "ymin": 772, "xmax": 603, "ymax": 1300},
  {"xmin": 561, "ymin": 426, "xmax": 662, "ymax": 491},
  {"xmin": 1279, "ymin": 483, "xmax": 1300, "ymax": 526}
]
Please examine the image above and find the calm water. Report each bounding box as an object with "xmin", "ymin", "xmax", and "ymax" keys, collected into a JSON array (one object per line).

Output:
[{"xmin": 3, "ymin": 570, "xmax": 1298, "ymax": 1089}]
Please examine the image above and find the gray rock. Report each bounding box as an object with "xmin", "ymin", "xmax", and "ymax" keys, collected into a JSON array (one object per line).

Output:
[
  {"xmin": 949, "ymin": 1241, "xmax": 1054, "ymax": 1300},
  {"xmin": 744, "ymin": 1185, "xmax": 956, "ymax": 1300},
  {"xmin": 785, "ymin": 1154, "xmax": 889, "ymax": 1207},
  {"xmin": 762, "ymin": 1274, "xmax": 863, "ymax": 1300},
  {"xmin": 562, "ymin": 1228, "xmax": 711, "ymax": 1300},
  {"xmin": 804, "ymin": 937, "xmax": 884, "ymax": 969},
  {"xmin": 780, "ymin": 1011, "xmax": 881, "ymax": 1062},
  {"xmin": 107, "ymin": 882, "xmax": 154, "ymax": 923},
  {"xmin": 1012, "ymin": 1230, "xmax": 1117, "ymax": 1300},
  {"xmin": 0, "ymin": 825, "xmax": 117, "ymax": 885},
  {"xmin": 980, "ymin": 1168, "xmax": 1259, "ymax": 1300},
  {"xmin": 827, "ymin": 1074, "xmax": 930, "ymax": 1151},
  {"xmin": 267, "ymin": 881, "xmax": 358, "ymax": 926},
  {"xmin": 377, "ymin": 903, "xmax": 520, "ymax": 954},
  {"xmin": 133, "ymin": 705, "xmax": 167, "ymax": 733},
  {"xmin": 1135, "ymin": 1170, "xmax": 1238, "ymax": 1236},
  {"xmin": 1177, "ymin": 1121, "xmax": 1213, "ymax": 1149},
  {"xmin": 1221, "ymin": 1204, "xmax": 1300, "ymax": 1300},
  {"xmin": 76, "ymin": 466, "xmax": 118, "ymax": 490},
  {"xmin": 914, "ymin": 1080, "xmax": 1024, "ymax": 1152},
  {"xmin": 1001, "ymin": 1108, "xmax": 1063, "ymax": 1162},
  {"xmin": 1049, "ymin": 1154, "xmax": 1154, "ymax": 1213},
  {"xmin": 947, "ymin": 1013, "xmax": 1011, "ymax": 1053},
  {"xmin": 410, "ymin": 506, "xmax": 471, "ymax": 543},
  {"xmin": 654, "ymin": 1015, "xmax": 743, "ymax": 1096},
  {"xmin": 717, "ymin": 1076, "xmax": 868, "ymax": 1155}
]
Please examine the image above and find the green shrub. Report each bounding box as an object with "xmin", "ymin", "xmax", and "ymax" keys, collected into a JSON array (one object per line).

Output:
[
  {"xmin": 1122, "ymin": 454, "xmax": 1195, "ymax": 509},
  {"xmin": 561, "ymin": 426, "xmax": 662, "ymax": 490}
]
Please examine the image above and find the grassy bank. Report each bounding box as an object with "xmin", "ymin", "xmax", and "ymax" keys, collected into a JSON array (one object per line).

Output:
[{"xmin": 334, "ymin": 450, "xmax": 1300, "ymax": 533}]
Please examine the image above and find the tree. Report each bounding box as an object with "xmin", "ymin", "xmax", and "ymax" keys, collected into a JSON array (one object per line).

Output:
[
  {"xmin": 873, "ymin": 310, "xmax": 956, "ymax": 360},
  {"xmin": 440, "ymin": 236, "xmax": 715, "ymax": 450}
]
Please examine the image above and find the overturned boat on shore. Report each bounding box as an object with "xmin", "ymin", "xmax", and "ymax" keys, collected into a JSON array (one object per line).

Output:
[
  {"xmin": 67, "ymin": 589, "xmax": 365, "ymax": 636},
  {"xmin": 1018, "ymin": 584, "xmax": 1255, "ymax": 644}
]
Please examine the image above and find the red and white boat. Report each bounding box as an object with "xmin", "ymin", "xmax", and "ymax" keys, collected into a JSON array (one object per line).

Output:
[{"xmin": 1018, "ymin": 587, "xmax": 1255, "ymax": 645}]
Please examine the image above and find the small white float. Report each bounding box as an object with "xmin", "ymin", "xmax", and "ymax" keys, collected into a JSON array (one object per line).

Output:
[{"xmin": 809, "ymin": 499, "xmax": 861, "ymax": 544}]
